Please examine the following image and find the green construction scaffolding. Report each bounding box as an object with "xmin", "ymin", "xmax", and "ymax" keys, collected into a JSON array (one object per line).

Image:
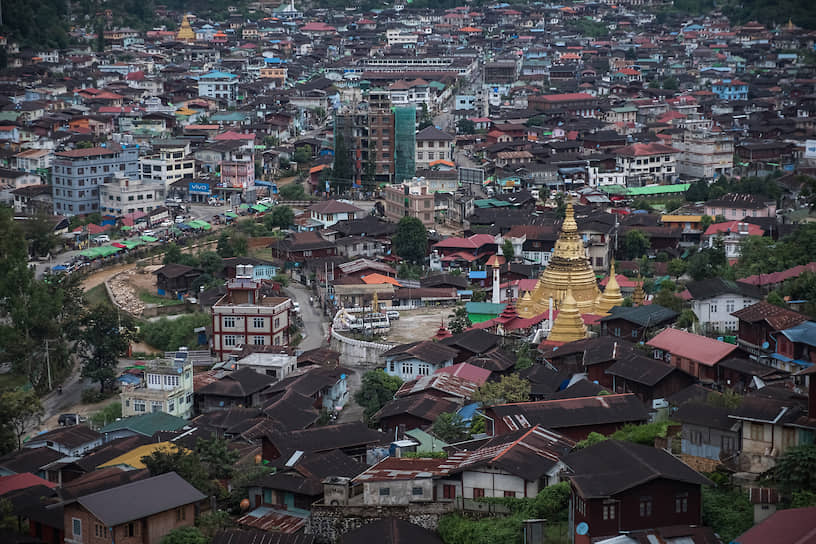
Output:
[{"xmin": 394, "ymin": 106, "xmax": 416, "ymax": 184}]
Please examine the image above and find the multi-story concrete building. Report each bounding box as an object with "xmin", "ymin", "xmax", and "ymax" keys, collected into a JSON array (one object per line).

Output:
[
  {"xmin": 211, "ymin": 265, "xmax": 292, "ymax": 361},
  {"xmin": 52, "ymin": 144, "xmax": 139, "ymax": 215},
  {"xmin": 99, "ymin": 177, "xmax": 165, "ymax": 215},
  {"xmin": 415, "ymin": 126, "xmax": 454, "ymax": 169},
  {"xmin": 712, "ymin": 79, "xmax": 748, "ymax": 101},
  {"xmin": 139, "ymin": 140, "xmax": 196, "ymax": 189},
  {"xmin": 14, "ymin": 148, "xmax": 52, "ymax": 174},
  {"xmin": 672, "ymin": 129, "xmax": 733, "ymax": 179},
  {"xmin": 198, "ymin": 70, "xmax": 239, "ymax": 105},
  {"xmin": 334, "ymin": 90, "xmax": 416, "ymax": 185},
  {"xmin": 120, "ymin": 355, "xmax": 195, "ymax": 418},
  {"xmin": 383, "ymin": 177, "xmax": 436, "ymax": 227},
  {"xmin": 614, "ymin": 142, "xmax": 679, "ymax": 185}
]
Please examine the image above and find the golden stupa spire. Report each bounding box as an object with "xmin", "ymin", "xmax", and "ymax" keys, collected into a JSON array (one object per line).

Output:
[
  {"xmin": 632, "ymin": 275, "xmax": 645, "ymax": 306},
  {"xmin": 547, "ymin": 288, "xmax": 587, "ymax": 343},
  {"xmin": 517, "ymin": 200, "xmax": 600, "ymax": 318},
  {"xmin": 595, "ymin": 260, "xmax": 625, "ymax": 315},
  {"xmin": 177, "ymin": 14, "xmax": 195, "ymax": 42}
]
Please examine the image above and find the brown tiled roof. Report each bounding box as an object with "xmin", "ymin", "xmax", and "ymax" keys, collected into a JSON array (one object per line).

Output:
[{"xmin": 731, "ymin": 301, "xmax": 808, "ymax": 330}]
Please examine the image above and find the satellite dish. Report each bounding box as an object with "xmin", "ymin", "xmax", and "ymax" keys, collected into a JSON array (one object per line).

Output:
[
  {"xmin": 576, "ymin": 522, "xmax": 589, "ymax": 536},
  {"xmin": 762, "ymin": 341, "xmax": 770, "ymax": 349}
]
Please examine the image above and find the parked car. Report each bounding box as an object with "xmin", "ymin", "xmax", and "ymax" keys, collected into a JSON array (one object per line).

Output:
[
  {"xmin": 142, "ymin": 230, "xmax": 156, "ymax": 237},
  {"xmin": 387, "ymin": 310, "xmax": 400, "ymax": 320},
  {"xmin": 160, "ymin": 220, "xmax": 172, "ymax": 228},
  {"xmin": 293, "ymin": 302, "xmax": 301, "ymax": 313},
  {"xmin": 175, "ymin": 216, "xmax": 185, "ymax": 223},
  {"xmin": 94, "ymin": 235, "xmax": 110, "ymax": 243},
  {"xmin": 259, "ymin": 197, "xmax": 273, "ymax": 205}
]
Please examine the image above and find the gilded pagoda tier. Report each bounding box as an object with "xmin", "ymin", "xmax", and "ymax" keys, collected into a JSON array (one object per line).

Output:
[{"xmin": 517, "ymin": 202, "xmax": 601, "ymax": 318}]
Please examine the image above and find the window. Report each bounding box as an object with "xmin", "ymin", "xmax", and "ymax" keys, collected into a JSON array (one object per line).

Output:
[
  {"xmin": 418, "ymin": 363, "xmax": 431, "ymax": 376},
  {"xmin": 504, "ymin": 491, "xmax": 517, "ymax": 498},
  {"xmin": 176, "ymin": 507, "xmax": 186, "ymax": 521},
  {"xmin": 274, "ymin": 318, "xmax": 280, "ymax": 329},
  {"xmin": 134, "ymin": 400, "xmax": 146, "ymax": 412},
  {"xmin": 443, "ymin": 484, "xmax": 456, "ymax": 499},
  {"xmin": 94, "ymin": 524, "xmax": 107, "ymax": 538},
  {"xmin": 254, "ymin": 317, "xmax": 265, "ymax": 328},
  {"xmin": 576, "ymin": 497, "xmax": 586, "ymax": 516},
  {"xmin": 750, "ymin": 423, "xmax": 764, "ymax": 441},
  {"xmin": 388, "ymin": 361, "xmax": 395, "ymax": 373},
  {"xmin": 675, "ymin": 493, "xmax": 688, "ymax": 513},
  {"xmin": 151, "ymin": 401, "xmax": 162, "ymax": 413},
  {"xmin": 726, "ymin": 299, "xmax": 735, "ymax": 313},
  {"xmin": 403, "ymin": 363, "xmax": 414, "ymax": 376},
  {"xmin": 710, "ymin": 303, "xmax": 718, "ymax": 313},
  {"xmin": 186, "ymin": 393, "xmax": 193, "ymax": 404},
  {"xmin": 613, "ymin": 327, "xmax": 621, "ymax": 337},
  {"xmin": 379, "ymin": 487, "xmax": 390, "ymax": 496},
  {"xmin": 127, "ymin": 523, "xmax": 136, "ymax": 537},
  {"xmin": 224, "ymin": 335, "xmax": 238, "ymax": 347},
  {"xmin": 690, "ymin": 430, "xmax": 703, "ymax": 445},
  {"xmin": 168, "ymin": 399, "xmax": 175, "ymax": 412},
  {"xmin": 412, "ymin": 487, "xmax": 424, "ymax": 496},
  {"xmin": 639, "ymin": 497, "xmax": 652, "ymax": 517},
  {"xmin": 254, "ymin": 336, "xmax": 265, "ymax": 345},
  {"xmin": 603, "ymin": 503, "xmax": 616, "ymax": 520},
  {"xmin": 473, "ymin": 488, "xmax": 485, "ymax": 498},
  {"xmin": 722, "ymin": 435, "xmax": 736, "ymax": 453},
  {"xmin": 224, "ymin": 316, "xmax": 236, "ymax": 328},
  {"xmin": 72, "ymin": 518, "xmax": 81, "ymax": 537}
]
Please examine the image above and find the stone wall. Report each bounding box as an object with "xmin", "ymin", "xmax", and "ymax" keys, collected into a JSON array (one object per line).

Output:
[
  {"xmin": 306, "ymin": 503, "xmax": 453, "ymax": 544},
  {"xmin": 330, "ymin": 329, "xmax": 393, "ymax": 366}
]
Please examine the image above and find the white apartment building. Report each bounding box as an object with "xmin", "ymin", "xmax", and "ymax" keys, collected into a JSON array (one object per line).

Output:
[
  {"xmin": 415, "ymin": 126, "xmax": 454, "ymax": 169},
  {"xmin": 198, "ymin": 70, "xmax": 239, "ymax": 105},
  {"xmin": 615, "ymin": 142, "xmax": 679, "ymax": 185},
  {"xmin": 386, "ymin": 29, "xmax": 419, "ymax": 46},
  {"xmin": 99, "ymin": 177, "xmax": 164, "ymax": 215},
  {"xmin": 120, "ymin": 355, "xmax": 195, "ymax": 418},
  {"xmin": 211, "ymin": 266, "xmax": 293, "ymax": 361},
  {"xmin": 687, "ymin": 279, "xmax": 762, "ymax": 334},
  {"xmin": 672, "ymin": 130, "xmax": 733, "ymax": 179},
  {"xmin": 139, "ymin": 141, "xmax": 196, "ymax": 188},
  {"xmin": 14, "ymin": 148, "xmax": 52, "ymax": 173}
]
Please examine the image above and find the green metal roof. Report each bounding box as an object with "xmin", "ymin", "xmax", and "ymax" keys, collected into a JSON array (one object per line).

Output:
[
  {"xmin": 466, "ymin": 302, "xmax": 506, "ymax": 315},
  {"xmin": 99, "ymin": 411, "xmax": 189, "ymax": 437},
  {"xmin": 601, "ymin": 184, "xmax": 691, "ymax": 196}
]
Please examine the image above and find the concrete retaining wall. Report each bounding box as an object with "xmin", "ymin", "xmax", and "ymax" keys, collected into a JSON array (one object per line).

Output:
[{"xmin": 329, "ymin": 330, "xmax": 393, "ymax": 366}]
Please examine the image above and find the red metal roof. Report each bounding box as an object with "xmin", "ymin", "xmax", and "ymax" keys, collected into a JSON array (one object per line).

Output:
[
  {"xmin": 0, "ymin": 473, "xmax": 57, "ymax": 495},
  {"xmin": 647, "ymin": 328, "xmax": 737, "ymax": 366}
]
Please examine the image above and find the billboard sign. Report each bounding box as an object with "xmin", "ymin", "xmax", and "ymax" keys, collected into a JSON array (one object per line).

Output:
[{"xmin": 189, "ymin": 182, "xmax": 211, "ymax": 195}]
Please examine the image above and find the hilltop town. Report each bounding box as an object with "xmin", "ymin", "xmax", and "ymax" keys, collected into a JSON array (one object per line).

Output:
[{"xmin": 1, "ymin": 2, "xmax": 816, "ymax": 544}]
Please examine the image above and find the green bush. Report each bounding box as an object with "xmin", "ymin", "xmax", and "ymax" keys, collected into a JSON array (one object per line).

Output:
[
  {"xmin": 701, "ymin": 486, "xmax": 753, "ymax": 543},
  {"xmin": 139, "ymin": 313, "xmax": 211, "ymax": 352}
]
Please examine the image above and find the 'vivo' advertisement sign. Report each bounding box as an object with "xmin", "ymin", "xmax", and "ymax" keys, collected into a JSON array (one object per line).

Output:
[{"xmin": 189, "ymin": 182, "xmax": 211, "ymax": 195}]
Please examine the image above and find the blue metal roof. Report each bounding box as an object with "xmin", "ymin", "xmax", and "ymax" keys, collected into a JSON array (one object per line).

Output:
[
  {"xmin": 469, "ymin": 270, "xmax": 487, "ymax": 279},
  {"xmin": 780, "ymin": 321, "xmax": 816, "ymax": 347}
]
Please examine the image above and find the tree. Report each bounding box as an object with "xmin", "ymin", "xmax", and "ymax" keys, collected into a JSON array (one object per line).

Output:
[
  {"xmin": 264, "ymin": 206, "xmax": 295, "ymax": 231},
  {"xmin": 676, "ymin": 309, "xmax": 698, "ymax": 329},
  {"xmin": 431, "ymin": 412, "xmax": 470, "ymax": 443},
  {"xmin": 471, "ymin": 374, "xmax": 530, "ymax": 406},
  {"xmin": 91, "ymin": 402, "xmax": 122, "ymax": 427},
  {"xmin": 161, "ymin": 526, "xmax": 207, "ymax": 544},
  {"xmin": 767, "ymin": 290, "xmax": 786, "ymax": 308},
  {"xmin": 621, "ymin": 230, "xmax": 651, "ymax": 260},
  {"xmin": 79, "ymin": 305, "xmax": 138, "ymax": 393},
  {"xmin": 501, "ymin": 239, "xmax": 515, "ymax": 262},
  {"xmin": 456, "ymin": 118, "xmax": 476, "ymax": 135},
  {"xmin": 763, "ymin": 444, "xmax": 816, "ymax": 494},
  {"xmin": 23, "ymin": 210, "xmax": 58, "ymax": 258},
  {"xmin": 514, "ymin": 342, "xmax": 534, "ymax": 371},
  {"xmin": 278, "ymin": 182, "xmax": 308, "ymax": 201},
  {"xmin": 355, "ymin": 369, "xmax": 403, "ymax": 424},
  {"xmin": 448, "ymin": 305, "xmax": 472, "ymax": 335},
  {"xmin": 700, "ymin": 214, "xmax": 714, "ymax": 231},
  {"xmin": 780, "ymin": 271, "xmax": 816, "ymax": 319},
  {"xmin": 701, "ymin": 486, "xmax": 753, "ymax": 544},
  {"xmin": 653, "ymin": 282, "xmax": 685, "ymax": 313},
  {"xmin": 142, "ymin": 444, "xmax": 216, "ymax": 496},
  {"xmin": 139, "ymin": 313, "xmax": 211, "ymax": 352},
  {"xmin": 0, "ymin": 389, "xmax": 44, "ymax": 450},
  {"xmin": 197, "ymin": 252, "xmax": 223, "ymax": 278},
  {"xmin": 417, "ymin": 104, "xmax": 433, "ymax": 130},
  {"xmin": 393, "ymin": 216, "xmax": 428, "ymax": 264},
  {"xmin": 293, "ymin": 146, "xmax": 311, "ymax": 165},
  {"xmin": 196, "ymin": 436, "xmax": 240, "ymax": 480},
  {"xmin": 667, "ymin": 258, "xmax": 687, "ymax": 279}
]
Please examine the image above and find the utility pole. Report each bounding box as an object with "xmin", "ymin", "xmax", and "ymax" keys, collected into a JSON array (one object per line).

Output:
[{"xmin": 45, "ymin": 338, "xmax": 52, "ymax": 391}]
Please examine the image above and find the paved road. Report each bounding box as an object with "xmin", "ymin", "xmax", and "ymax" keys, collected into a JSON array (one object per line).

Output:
[{"xmin": 284, "ymin": 283, "xmax": 328, "ymax": 352}]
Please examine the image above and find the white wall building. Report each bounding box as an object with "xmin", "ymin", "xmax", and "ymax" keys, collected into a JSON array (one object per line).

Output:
[
  {"xmin": 139, "ymin": 141, "xmax": 196, "ymax": 188},
  {"xmin": 120, "ymin": 356, "xmax": 195, "ymax": 418},
  {"xmin": 99, "ymin": 177, "xmax": 164, "ymax": 215}
]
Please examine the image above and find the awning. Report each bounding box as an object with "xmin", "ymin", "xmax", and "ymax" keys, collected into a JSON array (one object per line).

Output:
[
  {"xmin": 239, "ymin": 203, "xmax": 251, "ymax": 209},
  {"xmin": 251, "ymin": 204, "xmax": 268, "ymax": 212},
  {"xmin": 122, "ymin": 240, "xmax": 142, "ymax": 249},
  {"xmin": 225, "ymin": 211, "xmax": 238, "ymax": 218},
  {"xmin": 254, "ymin": 180, "xmax": 273, "ymax": 187},
  {"xmin": 121, "ymin": 225, "xmax": 133, "ymax": 230},
  {"xmin": 141, "ymin": 235, "xmax": 158, "ymax": 242}
]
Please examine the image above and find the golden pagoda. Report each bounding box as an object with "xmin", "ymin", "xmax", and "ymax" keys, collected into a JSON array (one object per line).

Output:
[
  {"xmin": 595, "ymin": 260, "xmax": 625, "ymax": 315},
  {"xmin": 517, "ymin": 201, "xmax": 600, "ymax": 318},
  {"xmin": 546, "ymin": 289, "xmax": 587, "ymax": 343},
  {"xmin": 176, "ymin": 14, "xmax": 195, "ymax": 42},
  {"xmin": 632, "ymin": 275, "xmax": 645, "ymax": 306}
]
